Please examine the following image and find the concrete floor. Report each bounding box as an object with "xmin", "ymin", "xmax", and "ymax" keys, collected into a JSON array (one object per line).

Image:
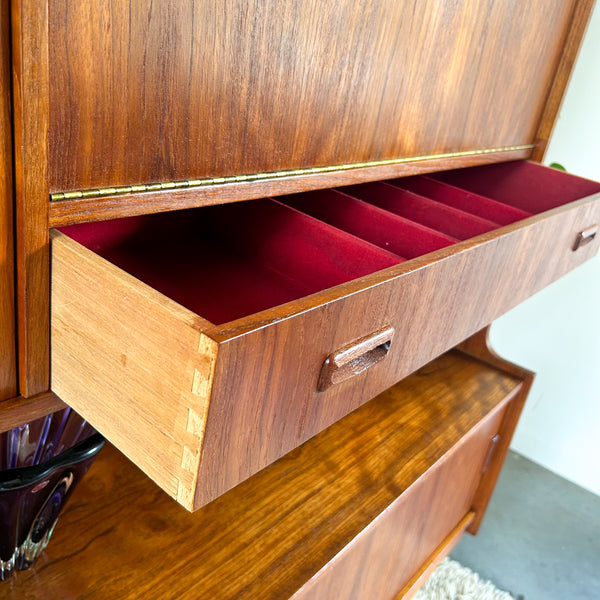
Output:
[{"xmin": 451, "ymin": 451, "xmax": 600, "ymax": 600}]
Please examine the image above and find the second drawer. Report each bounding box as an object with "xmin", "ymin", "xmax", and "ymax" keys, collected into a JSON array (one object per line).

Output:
[{"xmin": 51, "ymin": 160, "xmax": 600, "ymax": 510}]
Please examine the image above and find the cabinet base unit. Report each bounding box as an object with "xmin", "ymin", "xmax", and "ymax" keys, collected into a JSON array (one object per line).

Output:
[{"xmin": 2, "ymin": 347, "xmax": 531, "ymax": 600}]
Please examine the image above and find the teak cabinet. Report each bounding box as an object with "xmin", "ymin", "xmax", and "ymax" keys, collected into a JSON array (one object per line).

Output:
[{"xmin": 0, "ymin": 1, "xmax": 598, "ymax": 598}]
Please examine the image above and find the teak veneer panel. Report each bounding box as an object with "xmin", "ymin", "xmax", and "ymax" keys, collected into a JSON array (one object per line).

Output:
[
  {"xmin": 11, "ymin": 0, "xmax": 50, "ymax": 397},
  {"xmin": 0, "ymin": 351, "xmax": 522, "ymax": 600},
  {"xmin": 47, "ymin": 0, "xmax": 574, "ymax": 194},
  {"xmin": 0, "ymin": 0, "xmax": 16, "ymax": 401}
]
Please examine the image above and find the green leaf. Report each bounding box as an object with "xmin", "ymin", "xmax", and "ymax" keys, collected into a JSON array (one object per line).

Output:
[{"xmin": 549, "ymin": 162, "xmax": 566, "ymax": 172}]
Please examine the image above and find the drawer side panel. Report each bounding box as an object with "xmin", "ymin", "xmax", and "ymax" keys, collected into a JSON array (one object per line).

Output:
[{"xmin": 50, "ymin": 231, "xmax": 217, "ymax": 509}]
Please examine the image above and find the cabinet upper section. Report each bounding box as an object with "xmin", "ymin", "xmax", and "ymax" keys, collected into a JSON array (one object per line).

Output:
[{"xmin": 48, "ymin": 0, "xmax": 576, "ymax": 195}]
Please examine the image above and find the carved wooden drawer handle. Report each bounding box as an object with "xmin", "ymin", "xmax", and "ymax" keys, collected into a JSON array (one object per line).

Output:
[
  {"xmin": 573, "ymin": 225, "xmax": 598, "ymax": 251},
  {"xmin": 317, "ymin": 326, "xmax": 394, "ymax": 392}
]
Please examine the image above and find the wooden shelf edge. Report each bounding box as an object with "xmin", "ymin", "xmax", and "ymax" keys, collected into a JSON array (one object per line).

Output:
[
  {"xmin": 48, "ymin": 147, "xmax": 532, "ymax": 227},
  {"xmin": 0, "ymin": 391, "xmax": 67, "ymax": 433}
]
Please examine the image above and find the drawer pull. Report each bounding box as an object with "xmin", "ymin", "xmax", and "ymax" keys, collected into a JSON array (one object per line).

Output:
[
  {"xmin": 573, "ymin": 225, "xmax": 598, "ymax": 251},
  {"xmin": 482, "ymin": 434, "xmax": 501, "ymax": 474},
  {"xmin": 317, "ymin": 327, "xmax": 394, "ymax": 392}
]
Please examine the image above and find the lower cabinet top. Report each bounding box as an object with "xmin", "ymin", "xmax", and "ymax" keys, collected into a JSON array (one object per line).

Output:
[{"xmin": 0, "ymin": 350, "xmax": 521, "ymax": 600}]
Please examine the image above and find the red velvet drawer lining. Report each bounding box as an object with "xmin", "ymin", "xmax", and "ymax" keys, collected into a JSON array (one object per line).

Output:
[
  {"xmin": 279, "ymin": 188, "xmax": 457, "ymax": 259},
  {"xmin": 389, "ymin": 175, "xmax": 532, "ymax": 225},
  {"xmin": 59, "ymin": 199, "xmax": 402, "ymax": 325},
  {"xmin": 430, "ymin": 161, "xmax": 600, "ymax": 214},
  {"xmin": 343, "ymin": 181, "xmax": 499, "ymax": 240},
  {"xmin": 58, "ymin": 161, "xmax": 599, "ymax": 326}
]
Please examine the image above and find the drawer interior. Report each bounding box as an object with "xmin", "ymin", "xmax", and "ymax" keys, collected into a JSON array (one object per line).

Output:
[
  {"xmin": 430, "ymin": 161, "xmax": 600, "ymax": 214},
  {"xmin": 58, "ymin": 161, "xmax": 600, "ymax": 325},
  {"xmin": 58, "ymin": 200, "xmax": 401, "ymax": 325}
]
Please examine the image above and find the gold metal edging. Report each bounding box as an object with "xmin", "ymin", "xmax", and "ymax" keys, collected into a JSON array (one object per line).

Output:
[{"xmin": 50, "ymin": 145, "xmax": 534, "ymax": 202}]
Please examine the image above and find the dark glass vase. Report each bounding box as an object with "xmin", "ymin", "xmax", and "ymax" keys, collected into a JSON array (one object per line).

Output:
[
  {"xmin": 0, "ymin": 411, "xmax": 104, "ymax": 581},
  {"xmin": 0, "ymin": 407, "xmax": 97, "ymax": 470}
]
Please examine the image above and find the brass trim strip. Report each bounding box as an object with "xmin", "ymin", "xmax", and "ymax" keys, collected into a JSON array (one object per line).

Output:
[{"xmin": 50, "ymin": 145, "xmax": 534, "ymax": 202}]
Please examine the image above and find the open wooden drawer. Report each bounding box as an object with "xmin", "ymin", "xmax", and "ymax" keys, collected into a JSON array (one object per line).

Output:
[
  {"xmin": 50, "ymin": 160, "xmax": 600, "ymax": 510},
  {"xmin": 5, "ymin": 349, "xmax": 529, "ymax": 599}
]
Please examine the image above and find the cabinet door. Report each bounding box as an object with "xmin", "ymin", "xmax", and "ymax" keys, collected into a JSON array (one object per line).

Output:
[
  {"xmin": 48, "ymin": 0, "xmax": 575, "ymax": 195},
  {"xmin": 0, "ymin": 0, "xmax": 17, "ymax": 401}
]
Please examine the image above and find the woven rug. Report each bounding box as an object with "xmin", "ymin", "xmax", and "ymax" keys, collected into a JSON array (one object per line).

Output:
[{"xmin": 414, "ymin": 558, "xmax": 517, "ymax": 600}]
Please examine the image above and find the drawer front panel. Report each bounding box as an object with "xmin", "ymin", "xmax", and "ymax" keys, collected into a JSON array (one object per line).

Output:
[{"xmin": 199, "ymin": 194, "xmax": 599, "ymax": 503}]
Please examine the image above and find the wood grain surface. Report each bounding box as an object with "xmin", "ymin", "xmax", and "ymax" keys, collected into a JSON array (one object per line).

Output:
[
  {"xmin": 289, "ymin": 404, "xmax": 507, "ymax": 600},
  {"xmin": 11, "ymin": 0, "xmax": 50, "ymax": 397},
  {"xmin": 47, "ymin": 0, "xmax": 574, "ymax": 194},
  {"xmin": 50, "ymin": 230, "xmax": 218, "ymax": 510},
  {"xmin": 0, "ymin": 351, "xmax": 522, "ymax": 600},
  {"xmin": 0, "ymin": 390, "xmax": 66, "ymax": 433},
  {"xmin": 0, "ymin": 0, "xmax": 16, "ymax": 401}
]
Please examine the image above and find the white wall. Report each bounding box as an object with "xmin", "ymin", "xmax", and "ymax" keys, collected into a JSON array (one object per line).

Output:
[{"xmin": 491, "ymin": 2, "xmax": 600, "ymax": 496}]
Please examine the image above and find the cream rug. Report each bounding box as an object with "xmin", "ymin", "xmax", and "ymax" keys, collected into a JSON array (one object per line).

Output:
[{"xmin": 414, "ymin": 558, "xmax": 517, "ymax": 600}]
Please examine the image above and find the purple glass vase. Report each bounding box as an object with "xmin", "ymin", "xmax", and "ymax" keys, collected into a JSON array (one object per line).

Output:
[
  {"xmin": 0, "ymin": 410, "xmax": 104, "ymax": 581},
  {"xmin": 0, "ymin": 407, "xmax": 97, "ymax": 470}
]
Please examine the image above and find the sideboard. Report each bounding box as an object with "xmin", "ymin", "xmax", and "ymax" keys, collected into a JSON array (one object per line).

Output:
[{"xmin": 0, "ymin": 1, "xmax": 598, "ymax": 598}]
